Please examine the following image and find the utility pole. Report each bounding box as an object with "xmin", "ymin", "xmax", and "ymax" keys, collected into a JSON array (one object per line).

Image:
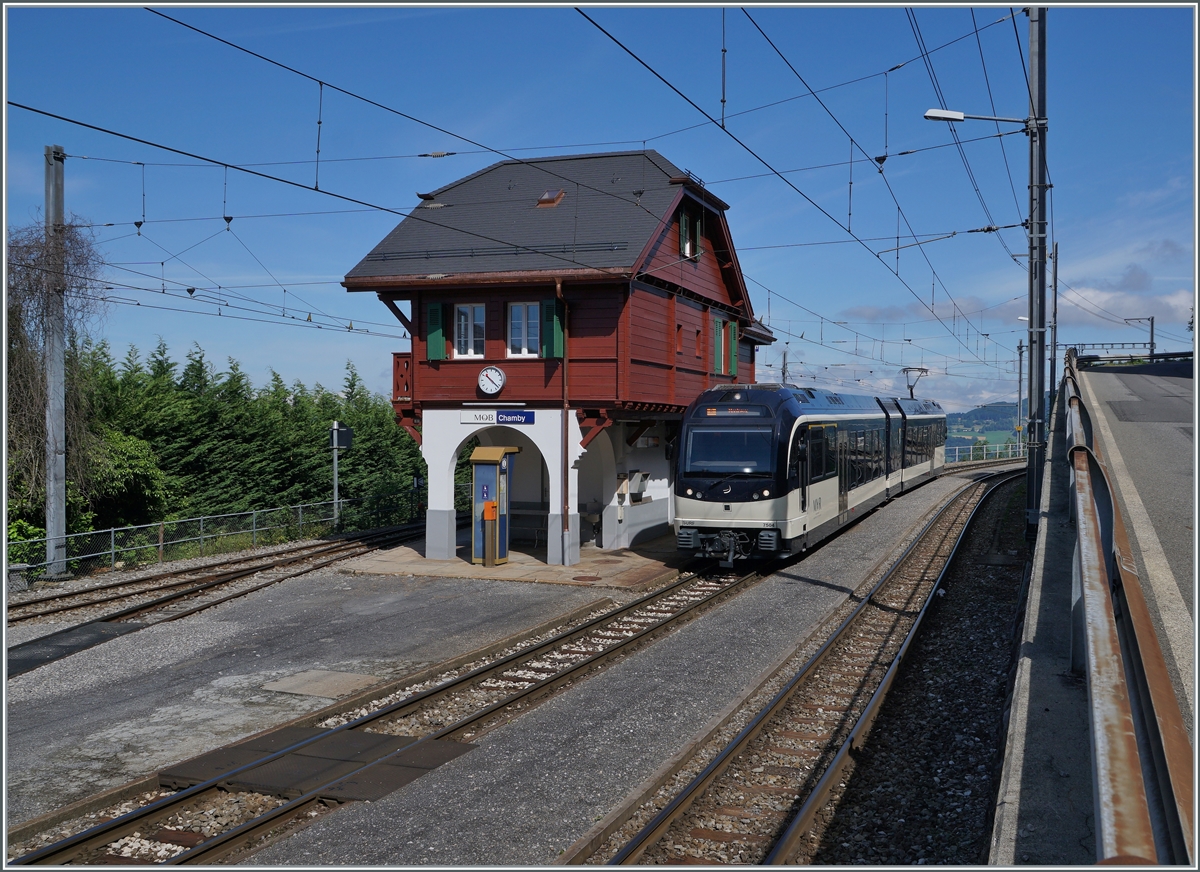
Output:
[
  {"xmin": 1049, "ymin": 243, "xmax": 1058, "ymax": 402},
  {"xmin": 45, "ymin": 145, "xmax": 67, "ymax": 578},
  {"xmin": 330, "ymin": 421, "xmax": 353, "ymax": 525},
  {"xmin": 1017, "ymin": 340, "xmax": 1024, "ymax": 454},
  {"xmin": 1025, "ymin": 8, "xmax": 1048, "ymax": 538}
]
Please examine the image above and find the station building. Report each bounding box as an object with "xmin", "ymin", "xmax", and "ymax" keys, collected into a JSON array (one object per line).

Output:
[{"xmin": 343, "ymin": 150, "xmax": 774, "ymax": 565}]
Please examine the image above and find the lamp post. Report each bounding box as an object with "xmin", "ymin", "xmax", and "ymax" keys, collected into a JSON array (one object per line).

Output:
[{"xmin": 925, "ymin": 7, "xmax": 1047, "ymax": 537}]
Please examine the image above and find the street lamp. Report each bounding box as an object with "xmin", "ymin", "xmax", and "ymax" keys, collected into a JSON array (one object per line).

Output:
[{"xmin": 924, "ymin": 7, "xmax": 1047, "ymax": 538}]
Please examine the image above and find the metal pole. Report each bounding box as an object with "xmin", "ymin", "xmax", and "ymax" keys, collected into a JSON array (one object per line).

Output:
[
  {"xmin": 1149, "ymin": 316, "xmax": 1155, "ymax": 358},
  {"xmin": 1049, "ymin": 243, "xmax": 1059, "ymax": 399},
  {"xmin": 1025, "ymin": 7, "xmax": 1048, "ymax": 538},
  {"xmin": 252, "ymin": 509, "xmax": 257, "ymax": 547},
  {"xmin": 44, "ymin": 145, "xmax": 67, "ymax": 577},
  {"xmin": 1017, "ymin": 340, "xmax": 1024, "ymax": 455},
  {"xmin": 332, "ymin": 420, "xmax": 340, "ymax": 526}
]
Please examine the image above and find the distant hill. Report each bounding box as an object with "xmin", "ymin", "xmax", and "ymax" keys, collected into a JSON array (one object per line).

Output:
[{"xmin": 948, "ymin": 401, "xmax": 1020, "ymax": 430}]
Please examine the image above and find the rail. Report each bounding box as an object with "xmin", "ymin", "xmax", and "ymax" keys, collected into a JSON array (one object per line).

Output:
[
  {"xmin": 7, "ymin": 485, "xmax": 471, "ymax": 585},
  {"xmin": 944, "ymin": 443, "xmax": 1025, "ymax": 464},
  {"xmin": 1061, "ymin": 348, "xmax": 1193, "ymax": 864}
]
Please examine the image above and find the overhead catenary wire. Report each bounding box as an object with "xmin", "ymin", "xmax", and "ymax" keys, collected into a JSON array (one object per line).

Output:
[
  {"xmin": 739, "ymin": 6, "xmax": 1019, "ymax": 358},
  {"xmin": 971, "ymin": 7, "xmax": 1024, "ymax": 221},
  {"xmin": 118, "ymin": 7, "xmax": 1023, "ymax": 367},
  {"xmin": 740, "ymin": 6, "xmax": 1011, "ymax": 349},
  {"xmin": 906, "ymin": 8, "xmax": 1022, "ymax": 264},
  {"xmin": 25, "ymin": 259, "xmax": 410, "ymax": 340},
  {"xmin": 579, "ymin": 8, "xmax": 1003, "ymax": 371}
]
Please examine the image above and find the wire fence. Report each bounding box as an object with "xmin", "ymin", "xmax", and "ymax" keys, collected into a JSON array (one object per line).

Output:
[
  {"xmin": 945, "ymin": 443, "xmax": 1026, "ymax": 464},
  {"xmin": 7, "ymin": 489, "xmax": 458, "ymax": 584}
]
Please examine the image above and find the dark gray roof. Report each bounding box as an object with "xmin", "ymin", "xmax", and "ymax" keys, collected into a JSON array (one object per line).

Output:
[{"xmin": 345, "ymin": 150, "xmax": 692, "ymax": 280}]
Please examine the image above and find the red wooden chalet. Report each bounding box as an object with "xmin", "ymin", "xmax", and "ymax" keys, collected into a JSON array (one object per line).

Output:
[{"xmin": 343, "ymin": 150, "xmax": 774, "ymax": 446}]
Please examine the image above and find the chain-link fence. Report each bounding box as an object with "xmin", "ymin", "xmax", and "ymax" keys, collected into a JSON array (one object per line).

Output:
[
  {"xmin": 8, "ymin": 490, "xmax": 431, "ymax": 584},
  {"xmin": 945, "ymin": 443, "xmax": 1026, "ymax": 463}
]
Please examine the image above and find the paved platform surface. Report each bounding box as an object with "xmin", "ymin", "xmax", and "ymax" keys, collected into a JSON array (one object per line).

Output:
[{"xmin": 342, "ymin": 528, "xmax": 688, "ymax": 589}]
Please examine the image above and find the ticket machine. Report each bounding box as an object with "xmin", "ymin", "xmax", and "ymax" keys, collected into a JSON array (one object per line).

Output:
[{"xmin": 470, "ymin": 446, "xmax": 520, "ymax": 566}]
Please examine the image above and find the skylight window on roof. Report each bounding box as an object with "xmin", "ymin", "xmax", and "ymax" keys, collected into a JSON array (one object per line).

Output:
[{"xmin": 537, "ymin": 189, "xmax": 566, "ymax": 208}]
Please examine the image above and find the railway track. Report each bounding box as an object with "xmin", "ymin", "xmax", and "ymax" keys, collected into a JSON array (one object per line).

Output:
[
  {"xmin": 592, "ymin": 470, "xmax": 1019, "ymax": 865},
  {"xmin": 8, "ymin": 527, "xmax": 418, "ymax": 627},
  {"xmin": 5, "ymin": 524, "xmax": 427, "ymax": 678},
  {"xmin": 9, "ymin": 472, "xmax": 998, "ymax": 865},
  {"xmin": 9, "ymin": 559, "xmax": 769, "ymax": 865}
]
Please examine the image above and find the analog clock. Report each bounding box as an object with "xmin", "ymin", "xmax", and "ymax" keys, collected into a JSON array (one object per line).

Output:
[{"xmin": 478, "ymin": 365, "xmax": 506, "ymax": 395}]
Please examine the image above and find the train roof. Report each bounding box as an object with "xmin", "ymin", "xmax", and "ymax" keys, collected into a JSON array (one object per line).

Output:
[{"xmin": 686, "ymin": 383, "xmax": 944, "ymax": 418}]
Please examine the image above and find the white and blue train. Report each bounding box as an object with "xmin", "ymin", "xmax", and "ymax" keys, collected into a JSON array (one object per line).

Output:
[{"xmin": 674, "ymin": 383, "xmax": 946, "ymax": 565}]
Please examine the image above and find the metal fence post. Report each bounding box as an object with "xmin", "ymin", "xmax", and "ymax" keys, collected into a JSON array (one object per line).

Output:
[
  {"xmin": 252, "ymin": 509, "xmax": 257, "ymax": 547},
  {"xmin": 200, "ymin": 516, "xmax": 204, "ymax": 556},
  {"xmin": 111, "ymin": 528, "xmax": 116, "ymax": 570},
  {"xmin": 158, "ymin": 521, "xmax": 164, "ymax": 563}
]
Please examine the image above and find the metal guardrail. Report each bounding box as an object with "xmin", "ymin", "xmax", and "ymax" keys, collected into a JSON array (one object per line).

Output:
[
  {"xmin": 1061, "ymin": 348, "xmax": 1193, "ymax": 864},
  {"xmin": 6, "ymin": 487, "xmax": 472, "ymax": 585},
  {"xmin": 1076, "ymin": 350, "xmax": 1194, "ymax": 367}
]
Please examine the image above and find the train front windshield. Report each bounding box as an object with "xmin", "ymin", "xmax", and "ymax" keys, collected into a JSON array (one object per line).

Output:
[{"xmin": 684, "ymin": 426, "xmax": 776, "ymax": 475}]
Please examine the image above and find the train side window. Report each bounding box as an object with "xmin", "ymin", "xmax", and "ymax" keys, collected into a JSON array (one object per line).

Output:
[
  {"xmin": 789, "ymin": 428, "xmax": 807, "ymax": 483},
  {"xmin": 809, "ymin": 428, "xmax": 826, "ymax": 482},
  {"xmin": 825, "ymin": 427, "xmax": 837, "ymax": 478}
]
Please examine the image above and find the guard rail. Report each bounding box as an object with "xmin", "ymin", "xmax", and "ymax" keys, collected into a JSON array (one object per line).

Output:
[{"xmin": 1062, "ymin": 348, "xmax": 1193, "ymax": 864}]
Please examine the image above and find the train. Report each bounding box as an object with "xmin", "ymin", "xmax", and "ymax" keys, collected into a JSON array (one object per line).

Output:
[{"xmin": 673, "ymin": 383, "xmax": 947, "ymax": 565}]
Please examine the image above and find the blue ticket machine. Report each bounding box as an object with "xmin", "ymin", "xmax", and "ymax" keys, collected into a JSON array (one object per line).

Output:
[{"xmin": 471, "ymin": 446, "xmax": 519, "ymax": 565}]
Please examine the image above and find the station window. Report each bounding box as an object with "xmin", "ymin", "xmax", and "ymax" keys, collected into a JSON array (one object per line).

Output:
[
  {"xmin": 508, "ymin": 302, "xmax": 541, "ymax": 357},
  {"xmin": 679, "ymin": 208, "xmax": 702, "ymax": 260},
  {"xmin": 454, "ymin": 304, "xmax": 485, "ymax": 357}
]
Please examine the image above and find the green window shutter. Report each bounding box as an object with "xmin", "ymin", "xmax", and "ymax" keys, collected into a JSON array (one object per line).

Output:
[
  {"xmin": 712, "ymin": 317, "xmax": 724, "ymax": 373},
  {"xmin": 540, "ymin": 299, "xmax": 564, "ymax": 359},
  {"xmin": 728, "ymin": 322, "xmax": 738, "ymax": 376},
  {"xmin": 426, "ymin": 302, "xmax": 446, "ymax": 361}
]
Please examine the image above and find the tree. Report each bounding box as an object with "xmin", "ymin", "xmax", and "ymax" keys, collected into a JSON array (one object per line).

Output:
[{"xmin": 5, "ymin": 216, "xmax": 107, "ymax": 529}]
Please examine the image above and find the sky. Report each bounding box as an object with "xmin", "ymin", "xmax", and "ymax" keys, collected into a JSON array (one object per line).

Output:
[{"xmin": 4, "ymin": 4, "xmax": 1196, "ymax": 413}]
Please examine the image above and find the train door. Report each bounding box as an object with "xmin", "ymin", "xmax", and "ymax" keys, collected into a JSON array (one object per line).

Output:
[
  {"xmin": 807, "ymin": 424, "xmax": 835, "ymax": 524},
  {"xmin": 837, "ymin": 428, "xmax": 850, "ymax": 523},
  {"xmin": 789, "ymin": 425, "xmax": 807, "ymax": 512}
]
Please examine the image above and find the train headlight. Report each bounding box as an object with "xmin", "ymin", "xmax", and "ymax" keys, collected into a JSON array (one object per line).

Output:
[
  {"xmin": 763, "ymin": 489, "xmax": 770, "ymax": 497},
  {"xmin": 752, "ymin": 493, "xmax": 759, "ymax": 500},
  {"xmin": 686, "ymin": 488, "xmax": 693, "ymax": 495}
]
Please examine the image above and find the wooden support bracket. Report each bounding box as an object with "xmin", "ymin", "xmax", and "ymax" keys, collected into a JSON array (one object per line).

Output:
[{"xmin": 378, "ymin": 296, "xmax": 414, "ymax": 335}]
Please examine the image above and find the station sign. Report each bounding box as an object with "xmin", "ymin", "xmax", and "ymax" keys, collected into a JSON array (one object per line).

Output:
[{"xmin": 460, "ymin": 409, "xmax": 536, "ymax": 425}]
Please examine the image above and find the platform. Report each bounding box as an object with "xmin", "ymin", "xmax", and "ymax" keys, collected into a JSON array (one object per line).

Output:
[{"xmin": 340, "ymin": 527, "xmax": 689, "ymax": 589}]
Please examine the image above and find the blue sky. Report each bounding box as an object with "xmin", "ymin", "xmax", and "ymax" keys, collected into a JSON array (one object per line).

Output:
[{"xmin": 5, "ymin": 5, "xmax": 1195, "ymax": 412}]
